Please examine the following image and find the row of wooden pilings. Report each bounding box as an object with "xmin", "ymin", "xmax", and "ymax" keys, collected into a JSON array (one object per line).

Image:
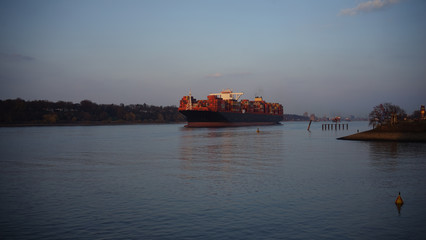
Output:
[{"xmin": 322, "ymin": 123, "xmax": 349, "ymax": 130}]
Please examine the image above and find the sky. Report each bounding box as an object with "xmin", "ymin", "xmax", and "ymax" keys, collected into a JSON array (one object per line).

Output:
[{"xmin": 1, "ymin": 0, "xmax": 425, "ymax": 117}]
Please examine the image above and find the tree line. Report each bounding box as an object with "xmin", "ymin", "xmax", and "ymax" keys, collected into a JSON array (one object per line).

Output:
[{"xmin": 0, "ymin": 99, "xmax": 186, "ymax": 125}]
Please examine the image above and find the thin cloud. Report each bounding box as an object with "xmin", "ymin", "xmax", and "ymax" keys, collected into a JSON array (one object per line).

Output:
[
  {"xmin": 339, "ymin": 0, "xmax": 402, "ymax": 16},
  {"xmin": 0, "ymin": 53, "xmax": 35, "ymax": 62}
]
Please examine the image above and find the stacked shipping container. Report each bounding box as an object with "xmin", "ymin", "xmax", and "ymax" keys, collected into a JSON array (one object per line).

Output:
[{"xmin": 179, "ymin": 94, "xmax": 283, "ymax": 116}]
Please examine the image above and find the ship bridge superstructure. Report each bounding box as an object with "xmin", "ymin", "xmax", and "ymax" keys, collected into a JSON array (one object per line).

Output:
[{"xmin": 209, "ymin": 89, "xmax": 244, "ymax": 101}]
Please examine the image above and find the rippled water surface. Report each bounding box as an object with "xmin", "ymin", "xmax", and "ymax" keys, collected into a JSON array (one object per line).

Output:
[{"xmin": 1, "ymin": 122, "xmax": 426, "ymax": 239}]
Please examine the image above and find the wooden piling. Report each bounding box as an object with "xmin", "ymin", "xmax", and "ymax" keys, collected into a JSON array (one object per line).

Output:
[
  {"xmin": 321, "ymin": 123, "xmax": 349, "ymax": 131},
  {"xmin": 307, "ymin": 120, "xmax": 312, "ymax": 131}
]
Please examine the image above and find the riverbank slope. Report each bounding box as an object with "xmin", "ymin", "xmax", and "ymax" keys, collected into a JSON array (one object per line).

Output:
[{"xmin": 338, "ymin": 121, "xmax": 426, "ymax": 142}]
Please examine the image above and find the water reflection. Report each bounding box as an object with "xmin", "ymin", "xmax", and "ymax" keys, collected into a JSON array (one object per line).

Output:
[
  {"xmin": 368, "ymin": 142, "xmax": 426, "ymax": 172},
  {"xmin": 396, "ymin": 203, "xmax": 403, "ymax": 215},
  {"xmin": 178, "ymin": 127, "xmax": 284, "ymax": 179},
  {"xmin": 368, "ymin": 142, "xmax": 400, "ymax": 172}
]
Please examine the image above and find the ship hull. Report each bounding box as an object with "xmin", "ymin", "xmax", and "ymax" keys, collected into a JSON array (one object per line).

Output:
[{"xmin": 179, "ymin": 110, "xmax": 283, "ymax": 128}]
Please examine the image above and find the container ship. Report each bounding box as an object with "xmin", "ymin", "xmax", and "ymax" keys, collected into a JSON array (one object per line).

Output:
[{"xmin": 178, "ymin": 89, "xmax": 284, "ymax": 127}]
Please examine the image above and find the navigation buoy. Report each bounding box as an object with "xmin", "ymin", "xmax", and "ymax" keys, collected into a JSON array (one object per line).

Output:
[{"xmin": 395, "ymin": 192, "xmax": 404, "ymax": 205}]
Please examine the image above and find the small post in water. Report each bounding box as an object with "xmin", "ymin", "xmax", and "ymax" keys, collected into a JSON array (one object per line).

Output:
[{"xmin": 307, "ymin": 120, "xmax": 312, "ymax": 131}]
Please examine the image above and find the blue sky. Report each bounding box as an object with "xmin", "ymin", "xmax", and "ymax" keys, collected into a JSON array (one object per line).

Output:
[{"xmin": 1, "ymin": 0, "xmax": 425, "ymax": 117}]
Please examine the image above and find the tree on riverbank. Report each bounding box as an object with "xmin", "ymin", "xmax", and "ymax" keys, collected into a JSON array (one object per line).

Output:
[{"xmin": 368, "ymin": 103, "xmax": 406, "ymax": 126}]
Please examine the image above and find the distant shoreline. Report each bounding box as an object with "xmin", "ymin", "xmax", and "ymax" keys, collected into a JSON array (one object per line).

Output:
[
  {"xmin": 0, "ymin": 122, "xmax": 186, "ymax": 128},
  {"xmin": 0, "ymin": 120, "xmax": 349, "ymax": 127}
]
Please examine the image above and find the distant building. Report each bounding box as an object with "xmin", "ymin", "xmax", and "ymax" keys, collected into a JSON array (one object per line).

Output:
[{"xmin": 421, "ymin": 105, "xmax": 425, "ymax": 120}]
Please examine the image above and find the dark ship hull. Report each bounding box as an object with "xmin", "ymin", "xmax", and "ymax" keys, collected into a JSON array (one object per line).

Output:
[{"xmin": 179, "ymin": 110, "xmax": 283, "ymax": 127}]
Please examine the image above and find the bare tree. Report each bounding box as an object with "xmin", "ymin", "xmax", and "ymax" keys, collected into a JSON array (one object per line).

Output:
[{"xmin": 369, "ymin": 103, "xmax": 406, "ymax": 126}]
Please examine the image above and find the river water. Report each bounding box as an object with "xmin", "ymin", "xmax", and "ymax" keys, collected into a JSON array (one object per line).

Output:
[{"xmin": 1, "ymin": 122, "xmax": 425, "ymax": 239}]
